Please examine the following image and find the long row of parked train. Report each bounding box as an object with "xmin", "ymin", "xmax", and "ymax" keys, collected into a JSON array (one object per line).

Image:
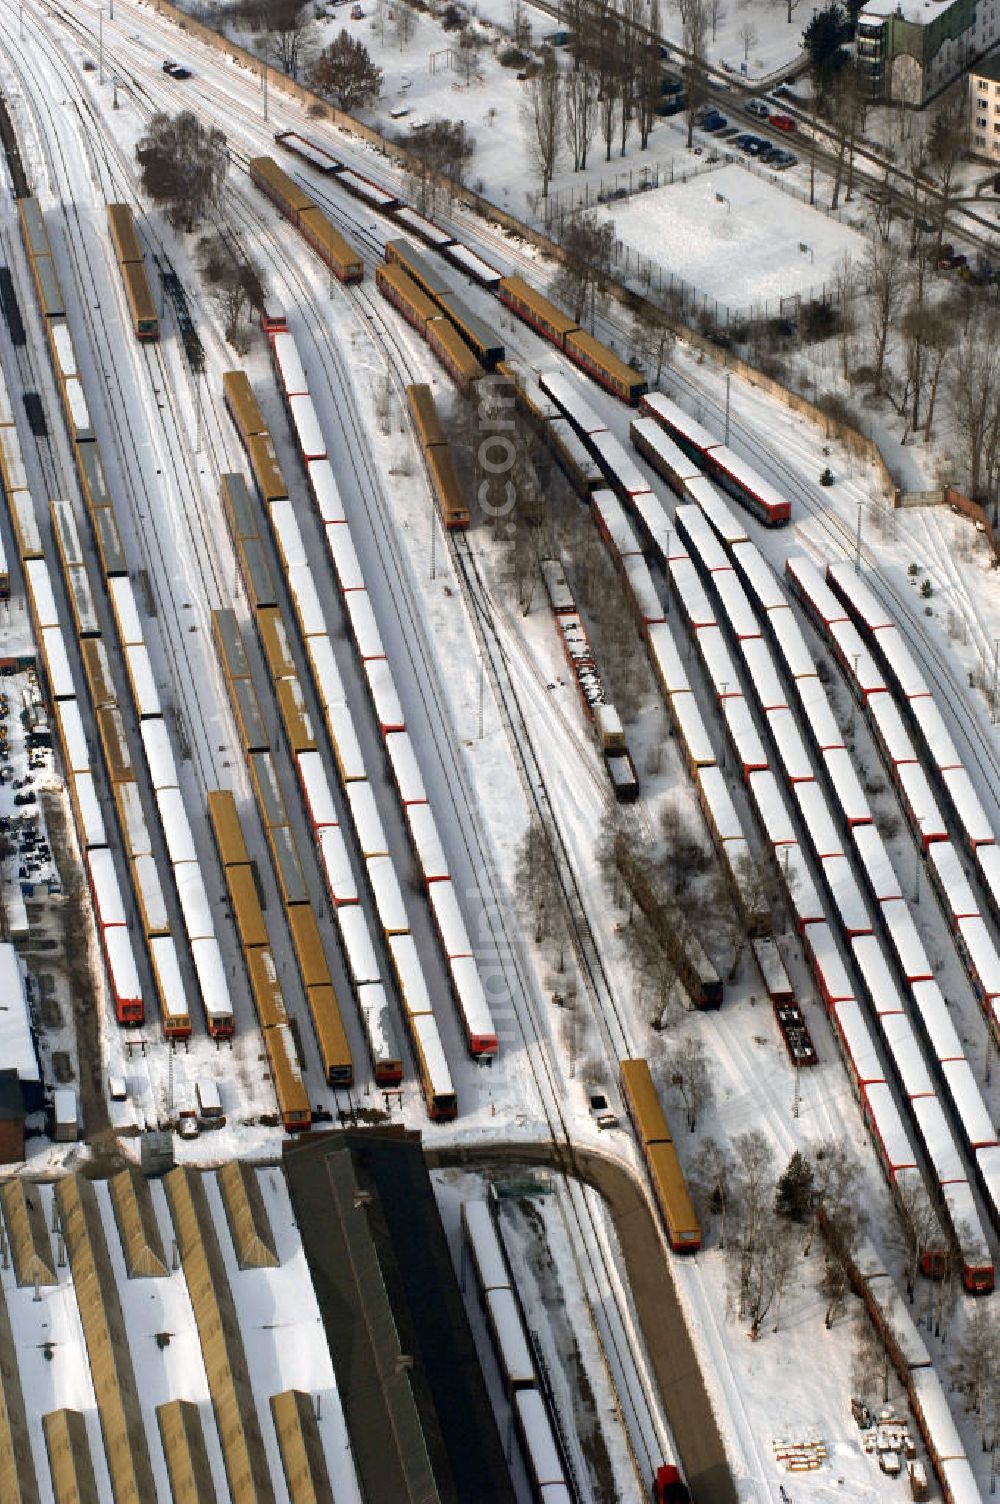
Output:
[
  {"xmin": 544, "ymin": 364, "xmax": 1000, "ymax": 1295},
  {"xmin": 655, "ymin": 479, "xmax": 998, "ymax": 1296},
  {"xmin": 251, "ymin": 132, "xmax": 647, "ymax": 411},
  {"xmin": 840, "ymin": 1233, "xmax": 983, "ymax": 1504},
  {"xmin": 461, "ymin": 1197, "xmax": 578, "ymax": 1504},
  {"xmin": 791, "ymin": 555, "xmax": 1000, "ymax": 1045},
  {"xmin": 222, "ymin": 324, "xmax": 498, "ymax": 1121},
  {"xmin": 15, "ymin": 194, "xmax": 234, "ymax": 1039}
]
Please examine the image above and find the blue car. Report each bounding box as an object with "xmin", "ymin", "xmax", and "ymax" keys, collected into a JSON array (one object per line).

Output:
[
  {"xmin": 703, "ymin": 111, "xmax": 728, "ymax": 131},
  {"xmin": 733, "ymin": 133, "xmax": 757, "ymax": 150}
]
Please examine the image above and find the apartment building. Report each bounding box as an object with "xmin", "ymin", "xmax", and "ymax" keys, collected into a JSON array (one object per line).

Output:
[
  {"xmin": 857, "ymin": 0, "xmax": 998, "ymax": 105},
  {"xmin": 970, "ymin": 52, "xmax": 1000, "ymax": 159}
]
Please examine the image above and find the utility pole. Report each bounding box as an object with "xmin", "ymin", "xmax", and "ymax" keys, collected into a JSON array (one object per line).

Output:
[
  {"xmin": 855, "ymin": 501, "xmax": 862, "ymax": 567},
  {"xmin": 724, "ymin": 372, "xmax": 731, "ymax": 445},
  {"xmin": 477, "ymin": 659, "xmax": 485, "ymax": 739},
  {"xmin": 993, "ymin": 639, "xmax": 999, "ymax": 724},
  {"xmin": 263, "ymin": 40, "xmax": 269, "ymax": 122},
  {"xmin": 99, "ymin": 8, "xmax": 104, "ymax": 86}
]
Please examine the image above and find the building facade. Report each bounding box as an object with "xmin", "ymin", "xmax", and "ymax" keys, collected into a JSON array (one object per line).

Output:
[
  {"xmin": 970, "ymin": 53, "xmax": 1000, "ymax": 158},
  {"xmin": 858, "ymin": 0, "xmax": 998, "ymax": 105}
]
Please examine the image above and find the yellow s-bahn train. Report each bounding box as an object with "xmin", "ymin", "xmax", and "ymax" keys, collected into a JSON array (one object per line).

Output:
[
  {"xmin": 620, "ymin": 1058, "xmax": 701, "ymax": 1253},
  {"xmin": 107, "ymin": 203, "xmax": 159, "ymax": 341}
]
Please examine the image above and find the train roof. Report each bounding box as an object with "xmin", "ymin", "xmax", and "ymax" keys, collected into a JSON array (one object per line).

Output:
[
  {"xmin": 698, "ymin": 765, "xmax": 742, "ymax": 843},
  {"xmin": 674, "ymin": 503, "xmax": 728, "ymax": 573},
  {"xmin": 513, "ymin": 1389, "xmax": 566, "ymax": 1486},
  {"xmin": 897, "ymin": 761, "xmax": 947, "ymax": 841},
  {"xmin": 669, "ymin": 556, "xmax": 715, "ymax": 629},
  {"xmin": 407, "ymin": 801, "xmax": 449, "ymax": 882},
  {"xmin": 909, "ymin": 693, "xmax": 960, "ymax": 771},
  {"xmin": 410, "ymin": 1011, "xmax": 455, "ymax": 1098},
  {"xmin": 287, "ymin": 562, "xmax": 326, "ymax": 638},
  {"xmin": 325, "ymin": 521, "xmax": 364, "ymax": 593},
  {"xmin": 290, "ymin": 394, "xmax": 325, "ymax": 460},
  {"xmin": 631, "ymin": 490, "xmax": 680, "ymax": 561},
  {"xmin": 175, "ymin": 860, "xmax": 213, "ymax": 942},
  {"xmin": 593, "ymin": 488, "xmax": 641, "ymax": 557},
  {"xmin": 461, "ymin": 1200, "xmax": 509, "ymax": 1292},
  {"xmin": 589, "ymin": 430, "xmax": 651, "ymax": 499},
  {"xmin": 793, "ymin": 778, "xmax": 842, "ymax": 858},
  {"xmin": 445, "ymin": 242, "xmax": 505, "ymax": 286},
  {"xmin": 388, "ymin": 932, "xmax": 433, "ymax": 1016},
  {"xmin": 821, "ymin": 854, "xmax": 870, "ymax": 935},
  {"xmin": 450, "ymin": 955, "xmax": 494, "ymax": 1040},
  {"xmin": 647, "ymin": 620, "xmax": 690, "ymax": 697},
  {"xmin": 796, "ymin": 674, "xmax": 843, "ymax": 752},
  {"xmin": 104, "ymin": 925, "xmax": 141, "ymax": 1004},
  {"xmin": 687, "ymin": 475, "xmax": 748, "ymax": 545},
  {"xmin": 319, "ymin": 823, "xmax": 356, "ymax": 904},
  {"xmin": 697, "ymin": 625, "xmax": 740, "ymax": 701},
  {"xmin": 109, "ymin": 575, "xmax": 144, "ymax": 648},
  {"xmin": 883, "ymin": 1010, "xmax": 933, "ymax": 1098},
  {"xmin": 942, "ymin": 1057, "xmax": 997, "ymax": 1148},
  {"xmin": 866, "ymin": 689, "xmax": 916, "ymax": 764},
  {"xmin": 346, "ymin": 779, "xmax": 388, "ymax": 857},
  {"xmin": 343, "ymin": 588, "xmax": 384, "ymax": 660},
  {"xmin": 881, "ymin": 898, "xmax": 933, "ymax": 981},
  {"xmin": 429, "ymin": 879, "xmax": 473, "ymax": 959},
  {"xmin": 631, "ymin": 415, "xmax": 701, "ymax": 481},
  {"xmin": 786, "ymin": 553, "xmax": 849, "ymax": 626},
  {"xmin": 715, "ymin": 571, "xmax": 761, "ymax": 643},
  {"xmin": 927, "ymin": 840, "xmax": 978, "ymax": 918},
  {"xmin": 157, "ymin": 787, "xmax": 198, "ymax": 865},
  {"xmin": 783, "ymin": 842, "xmax": 825, "ymax": 925},
  {"xmin": 826, "ymin": 560, "xmax": 892, "ymax": 632},
  {"xmin": 832, "ymin": 998, "xmax": 882, "ymax": 1084},
  {"xmin": 806, "ymin": 921, "xmax": 853, "ymax": 1001},
  {"xmin": 731, "ymin": 539, "xmax": 786, "ymax": 612},
  {"xmin": 910, "ymin": 978, "xmax": 963, "ymax": 1062},
  {"xmin": 272, "ymin": 331, "xmax": 308, "ymax": 396},
  {"xmin": 669, "ymin": 690, "xmax": 714, "ymax": 765},
  {"xmin": 768, "ymin": 605, "xmax": 814, "ymax": 679},
  {"xmin": 191, "ymin": 937, "xmax": 232, "ymax": 1028},
  {"xmin": 765, "ymin": 707, "xmax": 811, "ymax": 782},
  {"xmin": 367, "ymin": 853, "xmax": 408, "ymax": 934},
  {"xmin": 394, "ymin": 204, "xmax": 454, "ymax": 246},
  {"xmin": 751, "ymin": 936, "xmax": 793, "ymax": 996},
  {"xmin": 872, "ymin": 624, "xmax": 928, "ymax": 699},
  {"xmin": 851, "ymin": 933, "xmax": 905, "ymax": 1014},
  {"xmin": 822, "ymin": 746, "xmax": 871, "ymax": 826},
  {"xmin": 829, "ymin": 619, "xmax": 886, "ymax": 696},
  {"xmin": 88, "ymin": 847, "xmax": 127, "ymax": 927},
  {"xmin": 537, "ymin": 369, "xmax": 606, "ymax": 435},
  {"xmin": 357, "ymin": 980, "xmax": 400, "ymax": 1065},
  {"xmin": 386, "ymin": 731, "xmax": 425, "ymax": 806},
  {"xmin": 958, "ymin": 915, "xmax": 1000, "ymax": 995},
  {"xmin": 335, "ymin": 903, "xmax": 380, "ymax": 986},
  {"xmin": 942, "ymin": 765, "xmax": 994, "ymax": 846},
  {"xmin": 436, "ymin": 291, "xmax": 505, "ymax": 359},
  {"xmin": 298, "ymin": 750, "xmax": 338, "ymax": 828},
  {"xmin": 307, "ymin": 457, "xmax": 347, "ymax": 524},
  {"xmin": 862, "ymin": 1081, "xmax": 915, "ymax": 1173},
  {"xmin": 721, "ymin": 695, "xmax": 767, "ymax": 773},
  {"xmin": 641, "ymin": 392, "xmax": 718, "ymax": 451},
  {"xmin": 911, "ymin": 1093, "xmax": 965, "ymax": 1183}
]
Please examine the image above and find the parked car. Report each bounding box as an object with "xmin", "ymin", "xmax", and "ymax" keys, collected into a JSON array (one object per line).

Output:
[
  {"xmin": 658, "ymin": 93, "xmax": 687, "ymax": 115},
  {"xmin": 746, "ymin": 98, "xmax": 769, "ymax": 118},
  {"xmin": 661, "ymin": 72, "xmax": 683, "ymax": 95},
  {"xmin": 744, "ymin": 137, "xmax": 767, "ymax": 155},
  {"xmin": 770, "ymin": 113, "xmax": 796, "ymax": 131},
  {"xmin": 162, "ymin": 60, "xmax": 192, "ymax": 78},
  {"xmin": 771, "ymin": 149, "xmax": 797, "ymax": 169},
  {"xmin": 734, "ymin": 132, "xmax": 758, "ymax": 150},
  {"xmin": 703, "ymin": 111, "xmax": 728, "ymax": 131}
]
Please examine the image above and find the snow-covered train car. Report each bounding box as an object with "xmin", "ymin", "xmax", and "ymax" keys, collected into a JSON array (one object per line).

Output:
[
  {"xmin": 346, "ymin": 779, "xmax": 389, "ymax": 859},
  {"xmin": 326, "ymin": 522, "xmax": 365, "ymax": 594},
  {"xmin": 866, "ymin": 690, "xmax": 917, "ymax": 773},
  {"xmin": 386, "ymin": 731, "xmax": 426, "ymax": 807},
  {"xmin": 673, "ymin": 503, "xmax": 728, "ymax": 574},
  {"xmin": 822, "ymin": 747, "xmax": 871, "ymax": 829},
  {"xmin": 941, "ymin": 766, "xmax": 994, "ymax": 852},
  {"xmin": 335, "ymin": 902, "xmax": 381, "ymax": 988},
  {"xmin": 592, "ymin": 488, "xmax": 641, "ymax": 559},
  {"xmin": 785, "ymin": 554, "xmax": 848, "ymax": 633},
  {"xmin": 589, "ymin": 430, "xmax": 652, "ymax": 505},
  {"xmin": 793, "ymin": 778, "xmax": 843, "ymax": 861},
  {"xmin": 669, "ymin": 556, "xmax": 715, "ymax": 630},
  {"xmin": 748, "ymin": 769, "xmax": 796, "ymax": 848},
  {"xmin": 731, "ymin": 539, "xmax": 786, "ymax": 614},
  {"xmin": 538, "ymin": 370, "xmax": 607, "ymax": 437},
  {"xmin": 851, "ymin": 933, "xmax": 906, "ymax": 1018},
  {"xmin": 829, "ymin": 619, "xmax": 887, "ymax": 702},
  {"xmin": 765, "ymin": 708, "xmax": 811, "ymax": 784},
  {"xmin": 803, "ymin": 920, "xmax": 853, "ymax": 1008},
  {"xmin": 767, "ymin": 604, "xmax": 814, "ymax": 680},
  {"xmin": 880, "ymin": 898, "xmax": 933, "ymax": 984},
  {"xmin": 343, "ymin": 588, "xmax": 385, "ymax": 662},
  {"xmin": 319, "ymin": 824, "xmax": 357, "ymax": 906},
  {"xmin": 926, "ymin": 841, "xmax": 979, "ymax": 931},
  {"xmin": 796, "ymin": 676, "xmax": 844, "ymax": 754},
  {"xmin": 820, "ymin": 855, "xmax": 872, "ymax": 938},
  {"xmin": 897, "ymin": 761, "xmax": 947, "ymax": 849},
  {"xmin": 406, "ymin": 801, "xmax": 449, "ymax": 884},
  {"xmin": 721, "ymin": 696, "xmax": 768, "ymax": 780},
  {"xmin": 713, "ymin": 569, "xmax": 760, "ymax": 643}
]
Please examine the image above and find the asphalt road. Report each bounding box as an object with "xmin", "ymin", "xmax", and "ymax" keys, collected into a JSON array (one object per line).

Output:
[{"xmin": 425, "ymin": 1139, "xmax": 737, "ymax": 1504}]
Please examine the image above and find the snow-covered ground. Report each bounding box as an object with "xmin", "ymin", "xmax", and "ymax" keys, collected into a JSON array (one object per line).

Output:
[{"xmin": 6, "ymin": 0, "xmax": 1000, "ymax": 1498}]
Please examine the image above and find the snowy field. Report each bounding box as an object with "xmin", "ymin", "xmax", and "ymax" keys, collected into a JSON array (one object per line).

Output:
[{"xmin": 599, "ymin": 165, "xmax": 866, "ymax": 311}]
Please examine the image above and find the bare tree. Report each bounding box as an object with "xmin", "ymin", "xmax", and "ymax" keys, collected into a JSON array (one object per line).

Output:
[
  {"xmin": 666, "ymin": 1036, "xmax": 712, "ymax": 1130},
  {"xmin": 405, "ymin": 118, "xmax": 474, "ymax": 214},
  {"xmin": 631, "ymin": 302, "xmax": 674, "ymax": 385},
  {"xmin": 135, "ymin": 111, "xmax": 228, "ymax": 233},
  {"xmin": 515, "ymin": 816, "xmax": 562, "ymax": 948},
  {"xmin": 634, "ymin": 0, "xmax": 661, "ymax": 151},
  {"xmin": 258, "ymin": 0, "xmax": 316, "ymax": 78},
  {"xmin": 831, "ymin": 252, "xmax": 856, "ymax": 380},
  {"xmin": 827, "ymin": 63, "xmax": 867, "ymax": 211},
  {"xmin": 692, "ymin": 1136, "xmax": 733, "ymax": 1247},
  {"xmin": 951, "ymin": 1304, "xmax": 1000, "ymax": 1452},
  {"xmin": 395, "ymin": 0, "xmax": 417, "ymax": 49},
  {"xmin": 551, "ymin": 212, "xmax": 614, "ymax": 325},
  {"xmin": 738, "ymin": 18, "xmax": 757, "ymax": 59},
  {"xmin": 708, "ymin": 0, "xmax": 726, "ymax": 41},
  {"xmin": 950, "ymin": 308, "xmax": 1000, "ymax": 500},
  {"xmin": 927, "ymin": 82, "xmax": 971, "ymax": 261},
  {"xmin": 197, "ymin": 233, "xmax": 263, "ymax": 351},
  {"xmin": 511, "ymin": 0, "xmax": 532, "ymax": 49},
  {"xmin": 893, "ymin": 1175, "xmax": 941, "ymax": 1300},
  {"xmin": 776, "ymin": 0, "xmax": 806, "ymax": 23},
  {"xmin": 598, "ymin": 57, "xmax": 621, "ymax": 163},
  {"xmin": 522, "ymin": 56, "xmax": 562, "ymax": 198},
  {"xmin": 564, "ymin": 60, "xmax": 597, "ymax": 169},
  {"xmin": 309, "ymin": 29, "xmax": 383, "ymax": 110},
  {"xmin": 863, "ymin": 231, "xmax": 906, "ymax": 395},
  {"xmin": 852, "ymin": 1315, "xmax": 892, "ymax": 1407},
  {"xmin": 921, "ymin": 297, "xmax": 959, "ymax": 442},
  {"xmin": 682, "ymin": 0, "xmax": 709, "ymax": 150}
]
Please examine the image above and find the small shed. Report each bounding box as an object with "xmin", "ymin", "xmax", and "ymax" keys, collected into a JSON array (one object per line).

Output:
[
  {"xmin": 52, "ymin": 1089, "xmax": 77, "ymax": 1144},
  {"xmin": 140, "ymin": 1132, "xmax": 175, "ymax": 1179}
]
